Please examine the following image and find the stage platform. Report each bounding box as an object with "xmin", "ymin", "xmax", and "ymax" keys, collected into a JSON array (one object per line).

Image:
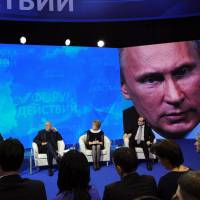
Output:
[{"xmin": 21, "ymin": 139, "xmax": 200, "ymax": 200}]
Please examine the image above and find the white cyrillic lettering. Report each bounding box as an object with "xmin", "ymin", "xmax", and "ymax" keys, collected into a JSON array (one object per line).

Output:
[
  {"xmin": 37, "ymin": 0, "xmax": 54, "ymax": 11},
  {"xmin": 57, "ymin": 0, "xmax": 74, "ymax": 12},
  {"xmin": 7, "ymin": 0, "xmax": 12, "ymax": 9},
  {"xmin": 20, "ymin": 0, "xmax": 34, "ymax": 11}
]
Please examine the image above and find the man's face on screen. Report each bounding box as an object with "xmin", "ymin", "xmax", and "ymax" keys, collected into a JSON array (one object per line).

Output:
[{"xmin": 121, "ymin": 41, "xmax": 200, "ymax": 138}]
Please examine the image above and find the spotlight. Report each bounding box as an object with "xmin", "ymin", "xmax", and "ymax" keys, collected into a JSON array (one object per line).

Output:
[
  {"xmin": 65, "ymin": 39, "xmax": 71, "ymax": 46},
  {"xmin": 97, "ymin": 40, "xmax": 105, "ymax": 47},
  {"xmin": 20, "ymin": 36, "xmax": 27, "ymax": 44}
]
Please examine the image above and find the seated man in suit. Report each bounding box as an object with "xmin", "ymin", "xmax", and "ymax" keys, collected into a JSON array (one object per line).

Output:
[
  {"xmin": 0, "ymin": 138, "xmax": 47, "ymax": 200},
  {"xmin": 33, "ymin": 121, "xmax": 63, "ymax": 176},
  {"xmin": 103, "ymin": 147, "xmax": 157, "ymax": 200},
  {"xmin": 124, "ymin": 113, "xmax": 155, "ymax": 170}
]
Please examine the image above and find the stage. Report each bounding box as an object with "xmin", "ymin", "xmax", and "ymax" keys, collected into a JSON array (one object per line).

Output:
[{"xmin": 21, "ymin": 139, "xmax": 200, "ymax": 200}]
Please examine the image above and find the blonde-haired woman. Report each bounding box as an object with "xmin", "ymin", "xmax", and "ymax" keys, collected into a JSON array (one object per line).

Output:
[{"xmin": 86, "ymin": 120, "xmax": 104, "ymax": 170}]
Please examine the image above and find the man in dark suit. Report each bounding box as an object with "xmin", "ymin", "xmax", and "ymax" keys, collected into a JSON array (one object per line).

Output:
[
  {"xmin": 34, "ymin": 121, "xmax": 63, "ymax": 176},
  {"xmin": 0, "ymin": 138, "xmax": 47, "ymax": 200},
  {"xmin": 123, "ymin": 106, "xmax": 155, "ymax": 170},
  {"xmin": 103, "ymin": 147, "xmax": 157, "ymax": 200}
]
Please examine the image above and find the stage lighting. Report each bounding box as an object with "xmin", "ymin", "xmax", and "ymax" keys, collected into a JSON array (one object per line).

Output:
[
  {"xmin": 65, "ymin": 39, "xmax": 71, "ymax": 46},
  {"xmin": 97, "ymin": 40, "xmax": 105, "ymax": 47},
  {"xmin": 20, "ymin": 36, "xmax": 27, "ymax": 44}
]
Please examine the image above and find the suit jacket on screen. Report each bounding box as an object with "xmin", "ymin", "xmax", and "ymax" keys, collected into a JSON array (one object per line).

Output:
[{"xmin": 0, "ymin": 175, "xmax": 47, "ymax": 200}]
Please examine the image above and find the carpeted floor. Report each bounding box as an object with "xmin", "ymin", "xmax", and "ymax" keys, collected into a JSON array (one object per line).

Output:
[{"xmin": 22, "ymin": 139, "xmax": 200, "ymax": 200}]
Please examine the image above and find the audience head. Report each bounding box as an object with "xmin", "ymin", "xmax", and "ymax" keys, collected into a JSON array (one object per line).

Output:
[
  {"xmin": 45, "ymin": 121, "xmax": 52, "ymax": 131},
  {"xmin": 151, "ymin": 140, "xmax": 184, "ymax": 170},
  {"xmin": 173, "ymin": 171, "xmax": 200, "ymax": 200},
  {"xmin": 0, "ymin": 138, "xmax": 24, "ymax": 173},
  {"xmin": 194, "ymin": 133, "xmax": 200, "ymax": 152},
  {"xmin": 57, "ymin": 150, "xmax": 91, "ymax": 200},
  {"xmin": 112, "ymin": 147, "xmax": 138, "ymax": 177},
  {"xmin": 133, "ymin": 196, "xmax": 161, "ymax": 200},
  {"xmin": 92, "ymin": 120, "xmax": 101, "ymax": 131}
]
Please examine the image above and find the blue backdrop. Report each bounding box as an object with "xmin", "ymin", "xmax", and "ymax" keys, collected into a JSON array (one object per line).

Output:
[
  {"xmin": 0, "ymin": 44, "xmax": 132, "ymax": 148},
  {"xmin": 0, "ymin": 44, "xmax": 198, "ymax": 148}
]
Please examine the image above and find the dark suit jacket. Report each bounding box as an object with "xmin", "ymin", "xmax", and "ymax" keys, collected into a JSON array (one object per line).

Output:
[
  {"xmin": 129, "ymin": 125, "xmax": 155, "ymax": 146},
  {"xmin": 0, "ymin": 175, "xmax": 47, "ymax": 200},
  {"xmin": 103, "ymin": 173, "xmax": 158, "ymax": 200},
  {"xmin": 0, "ymin": 134, "xmax": 3, "ymax": 143},
  {"xmin": 123, "ymin": 106, "xmax": 140, "ymax": 134},
  {"xmin": 33, "ymin": 129, "xmax": 63, "ymax": 153}
]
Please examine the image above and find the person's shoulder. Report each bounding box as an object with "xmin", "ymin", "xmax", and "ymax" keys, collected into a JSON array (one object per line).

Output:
[
  {"xmin": 105, "ymin": 180, "xmax": 122, "ymax": 191},
  {"xmin": 22, "ymin": 178, "xmax": 45, "ymax": 188},
  {"xmin": 140, "ymin": 174, "xmax": 156, "ymax": 183},
  {"xmin": 158, "ymin": 172, "xmax": 177, "ymax": 186},
  {"xmin": 38, "ymin": 129, "xmax": 45, "ymax": 134},
  {"xmin": 123, "ymin": 106, "xmax": 137, "ymax": 114}
]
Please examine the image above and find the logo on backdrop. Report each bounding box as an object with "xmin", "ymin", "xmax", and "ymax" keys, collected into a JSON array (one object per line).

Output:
[{"xmin": 0, "ymin": 0, "xmax": 200, "ymax": 22}]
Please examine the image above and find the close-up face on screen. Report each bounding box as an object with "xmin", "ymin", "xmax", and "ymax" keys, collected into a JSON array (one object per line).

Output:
[{"xmin": 120, "ymin": 40, "xmax": 200, "ymax": 139}]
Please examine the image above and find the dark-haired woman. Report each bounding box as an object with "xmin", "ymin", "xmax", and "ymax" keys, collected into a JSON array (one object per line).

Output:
[
  {"xmin": 151, "ymin": 140, "xmax": 190, "ymax": 200},
  {"xmin": 54, "ymin": 150, "xmax": 100, "ymax": 200}
]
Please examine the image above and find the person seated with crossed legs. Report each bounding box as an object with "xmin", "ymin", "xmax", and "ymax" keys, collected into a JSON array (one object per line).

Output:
[
  {"xmin": 86, "ymin": 120, "xmax": 104, "ymax": 170},
  {"xmin": 34, "ymin": 121, "xmax": 63, "ymax": 176}
]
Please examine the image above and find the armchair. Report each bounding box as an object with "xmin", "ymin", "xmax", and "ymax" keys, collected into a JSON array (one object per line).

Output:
[
  {"xmin": 32, "ymin": 140, "xmax": 66, "ymax": 167},
  {"xmin": 79, "ymin": 134, "xmax": 111, "ymax": 166}
]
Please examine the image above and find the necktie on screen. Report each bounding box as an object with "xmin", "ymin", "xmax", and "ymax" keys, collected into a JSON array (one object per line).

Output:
[{"xmin": 137, "ymin": 126, "xmax": 143, "ymax": 145}]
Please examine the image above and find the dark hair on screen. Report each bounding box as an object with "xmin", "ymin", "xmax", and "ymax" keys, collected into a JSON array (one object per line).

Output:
[
  {"xmin": 113, "ymin": 147, "xmax": 138, "ymax": 173},
  {"xmin": 57, "ymin": 150, "xmax": 91, "ymax": 200},
  {"xmin": 150, "ymin": 140, "xmax": 184, "ymax": 167},
  {"xmin": 178, "ymin": 171, "xmax": 200, "ymax": 200},
  {"xmin": 0, "ymin": 138, "xmax": 24, "ymax": 172}
]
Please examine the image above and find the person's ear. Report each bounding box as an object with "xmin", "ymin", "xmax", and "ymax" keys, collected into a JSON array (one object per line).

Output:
[{"xmin": 121, "ymin": 84, "xmax": 131, "ymax": 99}]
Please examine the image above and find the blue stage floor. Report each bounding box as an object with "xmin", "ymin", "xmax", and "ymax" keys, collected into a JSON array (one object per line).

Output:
[{"xmin": 22, "ymin": 140, "xmax": 200, "ymax": 200}]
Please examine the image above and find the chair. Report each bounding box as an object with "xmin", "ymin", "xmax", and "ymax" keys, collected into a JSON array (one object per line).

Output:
[
  {"xmin": 32, "ymin": 140, "xmax": 66, "ymax": 167},
  {"xmin": 124, "ymin": 136, "xmax": 156, "ymax": 160},
  {"xmin": 79, "ymin": 134, "xmax": 111, "ymax": 166}
]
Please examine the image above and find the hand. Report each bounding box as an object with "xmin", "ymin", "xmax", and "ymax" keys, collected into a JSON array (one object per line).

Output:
[
  {"xmin": 52, "ymin": 127, "xmax": 57, "ymax": 132},
  {"xmin": 42, "ymin": 142, "xmax": 47, "ymax": 145},
  {"xmin": 146, "ymin": 141, "xmax": 151, "ymax": 146},
  {"xmin": 94, "ymin": 141, "xmax": 98, "ymax": 144}
]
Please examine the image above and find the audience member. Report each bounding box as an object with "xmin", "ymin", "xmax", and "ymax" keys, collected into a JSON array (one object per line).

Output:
[
  {"xmin": 133, "ymin": 196, "xmax": 161, "ymax": 200},
  {"xmin": 86, "ymin": 120, "xmax": 104, "ymax": 170},
  {"xmin": 103, "ymin": 147, "xmax": 157, "ymax": 200},
  {"xmin": 34, "ymin": 121, "xmax": 63, "ymax": 176},
  {"xmin": 151, "ymin": 140, "xmax": 190, "ymax": 200},
  {"xmin": 54, "ymin": 150, "xmax": 100, "ymax": 200},
  {"xmin": 194, "ymin": 133, "xmax": 200, "ymax": 152},
  {"xmin": 173, "ymin": 171, "xmax": 200, "ymax": 200},
  {"xmin": 0, "ymin": 138, "xmax": 47, "ymax": 200}
]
